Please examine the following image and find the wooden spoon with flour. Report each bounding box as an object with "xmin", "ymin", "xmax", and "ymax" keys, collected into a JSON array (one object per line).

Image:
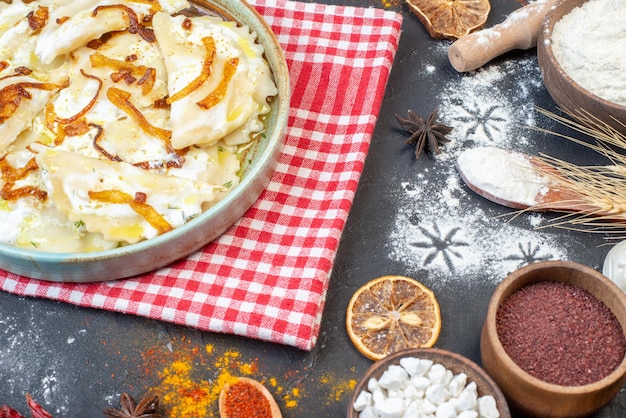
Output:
[{"xmin": 456, "ymin": 146, "xmax": 599, "ymax": 212}]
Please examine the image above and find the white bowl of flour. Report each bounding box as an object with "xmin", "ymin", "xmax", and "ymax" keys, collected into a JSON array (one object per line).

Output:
[{"xmin": 537, "ymin": 0, "xmax": 626, "ymax": 133}]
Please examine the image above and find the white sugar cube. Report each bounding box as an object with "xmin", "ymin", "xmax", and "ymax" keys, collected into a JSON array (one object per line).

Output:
[
  {"xmin": 399, "ymin": 357, "xmax": 420, "ymax": 374},
  {"xmin": 353, "ymin": 390, "xmax": 372, "ymax": 411},
  {"xmin": 379, "ymin": 365, "xmax": 410, "ymax": 391},
  {"xmin": 358, "ymin": 405, "xmax": 377, "ymax": 418},
  {"xmin": 450, "ymin": 386, "xmax": 477, "ymax": 412},
  {"xmin": 402, "ymin": 400, "xmax": 422, "ymax": 418},
  {"xmin": 458, "ymin": 411, "xmax": 478, "ymax": 418},
  {"xmin": 417, "ymin": 359, "xmax": 434, "ymax": 375},
  {"xmin": 372, "ymin": 388, "xmax": 386, "ymax": 405},
  {"xmin": 436, "ymin": 402, "xmax": 458, "ymax": 418},
  {"xmin": 448, "ymin": 373, "xmax": 467, "ymax": 397},
  {"xmin": 464, "ymin": 382, "xmax": 478, "ymax": 398},
  {"xmin": 368, "ymin": 377, "xmax": 380, "ymax": 392},
  {"xmin": 426, "ymin": 383, "xmax": 451, "ymax": 405},
  {"xmin": 411, "ymin": 375, "xmax": 432, "ymax": 391},
  {"xmin": 402, "ymin": 383, "xmax": 421, "ymax": 402},
  {"xmin": 374, "ymin": 397, "xmax": 405, "ymax": 418},
  {"xmin": 477, "ymin": 395, "xmax": 500, "ymax": 418},
  {"xmin": 420, "ymin": 399, "xmax": 437, "ymax": 415},
  {"xmin": 428, "ymin": 364, "xmax": 448, "ymax": 383}
]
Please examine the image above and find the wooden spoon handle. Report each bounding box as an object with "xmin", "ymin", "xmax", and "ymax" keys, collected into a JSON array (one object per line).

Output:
[{"xmin": 448, "ymin": 0, "xmax": 558, "ymax": 72}]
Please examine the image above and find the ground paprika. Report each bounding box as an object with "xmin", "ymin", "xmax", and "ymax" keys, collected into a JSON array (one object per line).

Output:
[
  {"xmin": 222, "ymin": 380, "xmax": 272, "ymax": 417},
  {"xmin": 219, "ymin": 377, "xmax": 281, "ymax": 418}
]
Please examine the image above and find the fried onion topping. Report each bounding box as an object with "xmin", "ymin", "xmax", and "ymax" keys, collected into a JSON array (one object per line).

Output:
[
  {"xmin": 27, "ymin": 6, "xmax": 49, "ymax": 32},
  {"xmin": 197, "ymin": 57, "xmax": 238, "ymax": 110},
  {"xmin": 93, "ymin": 4, "xmax": 155, "ymax": 43},
  {"xmin": 55, "ymin": 70, "xmax": 102, "ymax": 124},
  {"xmin": 106, "ymin": 87, "xmax": 171, "ymax": 141},
  {"xmin": 0, "ymin": 80, "xmax": 67, "ymax": 123},
  {"xmin": 88, "ymin": 189, "xmax": 173, "ymax": 234},
  {"xmin": 166, "ymin": 36, "xmax": 215, "ymax": 104},
  {"xmin": 0, "ymin": 157, "xmax": 47, "ymax": 202}
]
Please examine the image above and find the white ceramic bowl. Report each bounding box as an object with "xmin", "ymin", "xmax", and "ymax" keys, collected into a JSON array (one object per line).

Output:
[{"xmin": 0, "ymin": 0, "xmax": 290, "ymax": 282}]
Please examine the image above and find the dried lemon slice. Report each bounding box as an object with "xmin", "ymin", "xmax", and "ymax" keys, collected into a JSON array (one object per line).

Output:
[
  {"xmin": 346, "ymin": 275, "xmax": 442, "ymax": 360},
  {"xmin": 406, "ymin": 0, "xmax": 491, "ymax": 40}
]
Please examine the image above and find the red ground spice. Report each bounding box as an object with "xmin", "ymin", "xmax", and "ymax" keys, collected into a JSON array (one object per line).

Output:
[
  {"xmin": 496, "ymin": 281, "xmax": 626, "ymax": 386},
  {"xmin": 223, "ymin": 381, "xmax": 272, "ymax": 418}
]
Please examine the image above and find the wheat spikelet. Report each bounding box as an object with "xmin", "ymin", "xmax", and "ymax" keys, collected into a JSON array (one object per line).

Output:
[{"xmin": 524, "ymin": 108, "xmax": 626, "ymax": 235}]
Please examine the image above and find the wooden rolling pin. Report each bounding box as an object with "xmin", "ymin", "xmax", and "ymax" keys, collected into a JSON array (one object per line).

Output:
[{"xmin": 448, "ymin": 0, "xmax": 558, "ymax": 72}]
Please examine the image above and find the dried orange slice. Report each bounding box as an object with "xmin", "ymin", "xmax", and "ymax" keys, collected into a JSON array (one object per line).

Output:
[
  {"xmin": 346, "ymin": 275, "xmax": 442, "ymax": 360},
  {"xmin": 406, "ymin": 0, "xmax": 491, "ymax": 40}
]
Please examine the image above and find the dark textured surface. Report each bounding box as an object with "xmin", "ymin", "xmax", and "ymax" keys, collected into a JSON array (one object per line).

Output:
[{"xmin": 1, "ymin": 0, "xmax": 624, "ymax": 416}]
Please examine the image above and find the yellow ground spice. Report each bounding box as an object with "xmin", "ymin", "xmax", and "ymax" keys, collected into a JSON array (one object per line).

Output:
[
  {"xmin": 160, "ymin": 359, "xmax": 212, "ymax": 417},
  {"xmin": 267, "ymin": 376, "xmax": 301, "ymax": 409},
  {"xmin": 319, "ymin": 373, "xmax": 357, "ymax": 403},
  {"xmin": 153, "ymin": 344, "xmax": 260, "ymax": 417},
  {"xmin": 135, "ymin": 337, "xmax": 359, "ymax": 416}
]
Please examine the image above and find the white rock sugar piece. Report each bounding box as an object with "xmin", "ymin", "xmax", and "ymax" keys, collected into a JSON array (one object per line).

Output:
[
  {"xmin": 353, "ymin": 356, "xmax": 501, "ymax": 418},
  {"xmin": 426, "ymin": 383, "xmax": 451, "ymax": 405},
  {"xmin": 436, "ymin": 401, "xmax": 458, "ymax": 418},
  {"xmin": 449, "ymin": 373, "xmax": 468, "ymax": 397},
  {"xmin": 399, "ymin": 356, "xmax": 422, "ymax": 376},
  {"xmin": 411, "ymin": 375, "xmax": 432, "ymax": 391},
  {"xmin": 379, "ymin": 364, "xmax": 409, "ymax": 390},
  {"xmin": 359, "ymin": 406, "xmax": 377, "ymax": 418},
  {"xmin": 477, "ymin": 395, "xmax": 500, "ymax": 418},
  {"xmin": 374, "ymin": 397, "xmax": 404, "ymax": 418},
  {"xmin": 354, "ymin": 390, "xmax": 373, "ymax": 411},
  {"xmin": 428, "ymin": 363, "xmax": 448, "ymax": 384},
  {"xmin": 456, "ymin": 147, "xmax": 549, "ymax": 207},
  {"xmin": 368, "ymin": 377, "xmax": 380, "ymax": 392}
]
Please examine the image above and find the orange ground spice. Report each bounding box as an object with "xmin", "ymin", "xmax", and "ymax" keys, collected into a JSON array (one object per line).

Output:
[
  {"xmin": 114, "ymin": 336, "xmax": 359, "ymax": 417},
  {"xmin": 320, "ymin": 372, "xmax": 358, "ymax": 404},
  {"xmin": 222, "ymin": 380, "xmax": 273, "ymax": 418},
  {"xmin": 151, "ymin": 345, "xmax": 249, "ymax": 417}
]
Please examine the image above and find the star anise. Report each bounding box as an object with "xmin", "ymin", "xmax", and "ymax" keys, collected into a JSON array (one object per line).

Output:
[
  {"xmin": 103, "ymin": 393, "xmax": 161, "ymax": 418},
  {"xmin": 395, "ymin": 108, "xmax": 453, "ymax": 159}
]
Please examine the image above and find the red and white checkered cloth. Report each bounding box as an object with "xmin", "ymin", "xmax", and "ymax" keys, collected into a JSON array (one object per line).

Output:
[{"xmin": 0, "ymin": 0, "xmax": 402, "ymax": 350}]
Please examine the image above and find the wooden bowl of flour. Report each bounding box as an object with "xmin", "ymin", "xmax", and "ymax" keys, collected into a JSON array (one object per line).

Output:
[{"xmin": 537, "ymin": 0, "xmax": 626, "ymax": 134}]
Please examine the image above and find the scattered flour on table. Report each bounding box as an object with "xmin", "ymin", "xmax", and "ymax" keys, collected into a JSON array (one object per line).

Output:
[
  {"xmin": 0, "ymin": 305, "xmax": 86, "ymax": 414},
  {"xmin": 387, "ymin": 48, "xmax": 569, "ymax": 284}
]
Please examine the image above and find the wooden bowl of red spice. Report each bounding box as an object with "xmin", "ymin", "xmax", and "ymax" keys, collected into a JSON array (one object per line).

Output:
[{"xmin": 481, "ymin": 260, "xmax": 626, "ymax": 418}]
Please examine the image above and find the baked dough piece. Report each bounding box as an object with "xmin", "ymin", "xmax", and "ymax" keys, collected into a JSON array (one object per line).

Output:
[
  {"xmin": 152, "ymin": 12, "xmax": 277, "ymax": 149},
  {"xmin": 0, "ymin": 1, "xmax": 40, "ymax": 69},
  {"xmin": 0, "ymin": 74, "xmax": 68, "ymax": 156},
  {"xmin": 33, "ymin": 143, "xmax": 223, "ymax": 244},
  {"xmin": 48, "ymin": 30, "xmax": 173, "ymax": 165},
  {"xmin": 35, "ymin": 0, "xmax": 190, "ymax": 65}
]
